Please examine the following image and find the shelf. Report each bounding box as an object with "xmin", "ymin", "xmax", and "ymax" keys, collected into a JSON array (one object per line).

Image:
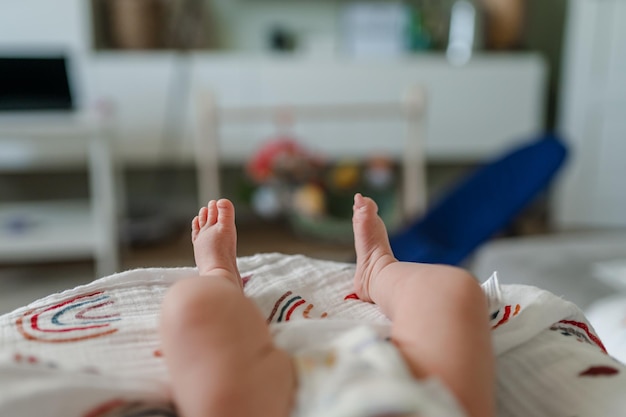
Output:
[
  {"xmin": 0, "ymin": 116, "xmax": 119, "ymax": 277},
  {"xmin": 0, "ymin": 201, "xmax": 96, "ymax": 262},
  {"xmin": 0, "ymin": 114, "xmax": 97, "ymax": 170}
]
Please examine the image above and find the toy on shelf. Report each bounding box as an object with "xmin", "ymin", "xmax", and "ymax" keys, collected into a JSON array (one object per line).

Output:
[
  {"xmin": 243, "ymin": 133, "xmax": 398, "ymax": 242},
  {"xmin": 292, "ymin": 183, "xmax": 326, "ymax": 219},
  {"xmin": 246, "ymin": 137, "xmax": 323, "ymax": 186},
  {"xmin": 245, "ymin": 136, "xmax": 324, "ymax": 220}
]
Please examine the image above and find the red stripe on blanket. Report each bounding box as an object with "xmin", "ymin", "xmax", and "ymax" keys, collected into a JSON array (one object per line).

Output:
[
  {"xmin": 17, "ymin": 314, "xmax": 119, "ymax": 343},
  {"xmin": 559, "ymin": 320, "xmax": 608, "ymax": 354},
  {"xmin": 278, "ymin": 296, "xmax": 302, "ymax": 322},
  {"xmin": 579, "ymin": 365, "xmax": 620, "ymax": 377},
  {"xmin": 491, "ymin": 304, "xmax": 521, "ymax": 330},
  {"xmin": 30, "ymin": 313, "xmax": 109, "ymax": 332},
  {"xmin": 76, "ymin": 301, "xmax": 120, "ymax": 320},
  {"xmin": 42, "ymin": 291, "xmax": 104, "ymax": 313},
  {"xmin": 15, "ymin": 291, "xmax": 120, "ymax": 343},
  {"xmin": 492, "ymin": 305, "xmax": 511, "ymax": 330},
  {"xmin": 242, "ymin": 275, "xmax": 252, "ymax": 288},
  {"xmin": 83, "ymin": 399, "xmax": 127, "ymax": 417},
  {"xmin": 267, "ymin": 291, "xmax": 292, "ymax": 323},
  {"xmin": 286, "ymin": 299, "xmax": 306, "ymax": 321}
]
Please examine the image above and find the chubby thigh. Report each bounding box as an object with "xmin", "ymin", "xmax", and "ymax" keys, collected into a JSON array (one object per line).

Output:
[{"xmin": 160, "ymin": 274, "xmax": 296, "ymax": 417}]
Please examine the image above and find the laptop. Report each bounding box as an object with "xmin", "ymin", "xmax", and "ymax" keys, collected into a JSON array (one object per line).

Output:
[{"xmin": 0, "ymin": 53, "xmax": 75, "ymax": 113}]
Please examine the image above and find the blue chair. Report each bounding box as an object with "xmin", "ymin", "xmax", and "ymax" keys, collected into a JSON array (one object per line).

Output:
[{"xmin": 389, "ymin": 133, "xmax": 568, "ymax": 265}]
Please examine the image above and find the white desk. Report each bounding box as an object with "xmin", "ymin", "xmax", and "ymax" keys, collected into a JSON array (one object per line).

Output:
[{"xmin": 0, "ymin": 114, "xmax": 118, "ymax": 277}]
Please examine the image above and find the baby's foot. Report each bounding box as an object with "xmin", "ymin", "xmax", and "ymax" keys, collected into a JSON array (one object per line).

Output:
[
  {"xmin": 352, "ymin": 193, "xmax": 396, "ymax": 303},
  {"xmin": 191, "ymin": 199, "xmax": 242, "ymax": 290}
]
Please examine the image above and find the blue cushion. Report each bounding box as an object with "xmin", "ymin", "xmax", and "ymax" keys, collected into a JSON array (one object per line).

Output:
[{"xmin": 390, "ymin": 134, "xmax": 568, "ymax": 265}]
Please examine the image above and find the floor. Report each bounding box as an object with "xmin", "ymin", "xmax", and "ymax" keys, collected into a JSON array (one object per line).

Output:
[
  {"xmin": 472, "ymin": 229, "xmax": 626, "ymax": 310},
  {"xmin": 0, "ymin": 221, "xmax": 355, "ymax": 314}
]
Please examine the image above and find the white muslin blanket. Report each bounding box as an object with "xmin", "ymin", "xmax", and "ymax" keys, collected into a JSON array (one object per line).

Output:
[{"xmin": 0, "ymin": 253, "xmax": 625, "ymax": 417}]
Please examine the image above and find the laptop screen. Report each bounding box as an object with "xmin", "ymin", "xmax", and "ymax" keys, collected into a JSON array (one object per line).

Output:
[{"xmin": 0, "ymin": 56, "xmax": 74, "ymax": 112}]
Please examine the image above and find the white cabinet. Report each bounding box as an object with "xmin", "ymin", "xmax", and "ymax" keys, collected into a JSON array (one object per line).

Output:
[
  {"xmin": 85, "ymin": 52, "xmax": 547, "ymax": 165},
  {"xmin": 555, "ymin": 0, "xmax": 626, "ymax": 228},
  {"xmin": 0, "ymin": 115, "xmax": 118, "ymax": 277}
]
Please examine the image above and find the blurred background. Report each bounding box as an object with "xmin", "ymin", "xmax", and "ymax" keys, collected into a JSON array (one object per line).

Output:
[{"xmin": 1, "ymin": 0, "xmax": 625, "ymax": 314}]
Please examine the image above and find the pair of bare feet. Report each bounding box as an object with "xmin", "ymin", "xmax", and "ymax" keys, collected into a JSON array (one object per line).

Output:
[
  {"xmin": 191, "ymin": 193, "xmax": 396, "ymax": 303},
  {"xmin": 182, "ymin": 193, "xmax": 494, "ymax": 417}
]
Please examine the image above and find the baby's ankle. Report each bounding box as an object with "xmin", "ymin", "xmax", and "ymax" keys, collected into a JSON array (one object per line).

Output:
[{"xmin": 366, "ymin": 254, "xmax": 397, "ymax": 303}]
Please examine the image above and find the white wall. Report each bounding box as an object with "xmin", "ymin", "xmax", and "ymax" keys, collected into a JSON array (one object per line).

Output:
[
  {"xmin": 0, "ymin": 0, "xmax": 90, "ymax": 51},
  {"xmin": 555, "ymin": 0, "xmax": 626, "ymax": 228}
]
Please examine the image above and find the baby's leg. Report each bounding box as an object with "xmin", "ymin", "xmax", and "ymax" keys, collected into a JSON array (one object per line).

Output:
[
  {"xmin": 160, "ymin": 199, "xmax": 295, "ymax": 417},
  {"xmin": 352, "ymin": 194, "xmax": 495, "ymax": 417}
]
